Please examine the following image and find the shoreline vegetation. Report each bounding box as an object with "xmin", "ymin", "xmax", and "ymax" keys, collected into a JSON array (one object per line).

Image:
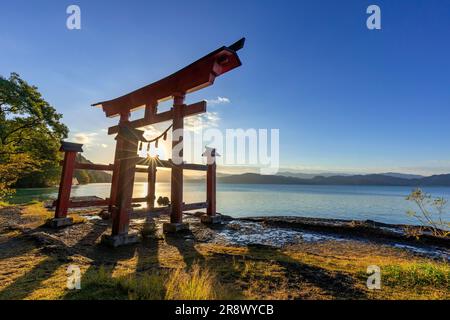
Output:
[{"xmin": 0, "ymin": 201, "xmax": 448, "ymax": 300}]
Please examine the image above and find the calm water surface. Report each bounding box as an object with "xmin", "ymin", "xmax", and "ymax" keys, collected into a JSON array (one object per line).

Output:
[{"xmin": 9, "ymin": 183, "xmax": 450, "ymax": 225}]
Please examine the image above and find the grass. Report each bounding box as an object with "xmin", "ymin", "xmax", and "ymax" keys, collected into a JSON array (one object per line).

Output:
[
  {"xmin": 165, "ymin": 263, "xmax": 220, "ymax": 299},
  {"xmin": 0, "ymin": 201, "xmax": 10, "ymax": 207},
  {"xmin": 1, "ymin": 237, "xmax": 448, "ymax": 300},
  {"xmin": 383, "ymin": 262, "xmax": 449, "ymax": 289},
  {"xmin": 353, "ymin": 261, "xmax": 450, "ymax": 299},
  {"xmin": 66, "ymin": 262, "xmax": 228, "ymax": 300},
  {"xmin": 18, "ymin": 201, "xmax": 86, "ymax": 225},
  {"xmin": 1, "ymin": 202, "xmax": 449, "ymax": 300},
  {"xmin": 21, "ymin": 202, "xmax": 53, "ymax": 219},
  {"xmin": 65, "ymin": 266, "xmax": 154, "ymax": 300}
]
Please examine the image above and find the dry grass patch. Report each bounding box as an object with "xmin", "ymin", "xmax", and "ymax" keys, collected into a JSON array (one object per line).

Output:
[
  {"xmin": 66, "ymin": 262, "xmax": 234, "ymax": 300},
  {"xmin": 19, "ymin": 202, "xmax": 86, "ymax": 226}
]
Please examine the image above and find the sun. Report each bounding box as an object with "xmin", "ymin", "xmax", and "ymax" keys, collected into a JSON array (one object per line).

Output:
[{"xmin": 137, "ymin": 140, "xmax": 169, "ymax": 160}]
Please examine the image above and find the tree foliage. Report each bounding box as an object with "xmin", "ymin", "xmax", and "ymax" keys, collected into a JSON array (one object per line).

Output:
[
  {"xmin": 74, "ymin": 154, "xmax": 111, "ymax": 184},
  {"xmin": 0, "ymin": 73, "xmax": 68, "ymax": 198}
]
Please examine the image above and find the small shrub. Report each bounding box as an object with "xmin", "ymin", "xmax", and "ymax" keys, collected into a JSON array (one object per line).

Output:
[
  {"xmin": 406, "ymin": 189, "xmax": 450, "ymax": 238},
  {"xmin": 403, "ymin": 225, "xmax": 423, "ymax": 240}
]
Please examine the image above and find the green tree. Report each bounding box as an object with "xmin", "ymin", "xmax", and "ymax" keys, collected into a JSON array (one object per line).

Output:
[
  {"xmin": 76, "ymin": 170, "xmax": 90, "ymax": 184},
  {"xmin": 0, "ymin": 73, "xmax": 68, "ymax": 198}
]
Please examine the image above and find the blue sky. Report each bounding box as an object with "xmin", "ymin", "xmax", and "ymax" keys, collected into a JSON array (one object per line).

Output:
[{"xmin": 1, "ymin": 0, "xmax": 450, "ymax": 175}]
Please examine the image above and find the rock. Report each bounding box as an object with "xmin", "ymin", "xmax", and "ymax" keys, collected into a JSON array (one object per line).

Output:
[
  {"xmin": 157, "ymin": 196, "xmax": 170, "ymax": 206},
  {"xmin": 99, "ymin": 209, "xmax": 111, "ymax": 220}
]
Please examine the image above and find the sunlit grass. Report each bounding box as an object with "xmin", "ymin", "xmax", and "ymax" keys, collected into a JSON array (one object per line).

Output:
[
  {"xmin": 165, "ymin": 263, "xmax": 220, "ymax": 300},
  {"xmin": 0, "ymin": 201, "xmax": 10, "ymax": 207},
  {"xmin": 383, "ymin": 262, "xmax": 449, "ymax": 289},
  {"xmin": 18, "ymin": 201, "xmax": 86, "ymax": 225},
  {"xmin": 21, "ymin": 201, "xmax": 53, "ymax": 220},
  {"xmin": 66, "ymin": 262, "xmax": 231, "ymax": 300}
]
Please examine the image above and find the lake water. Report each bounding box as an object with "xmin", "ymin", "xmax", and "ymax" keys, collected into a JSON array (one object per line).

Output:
[{"xmin": 8, "ymin": 183, "xmax": 450, "ymax": 225}]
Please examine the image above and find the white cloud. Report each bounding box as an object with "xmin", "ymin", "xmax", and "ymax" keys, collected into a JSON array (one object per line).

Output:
[
  {"xmin": 206, "ymin": 96, "xmax": 230, "ymax": 105},
  {"xmin": 71, "ymin": 132, "xmax": 98, "ymax": 145},
  {"xmin": 185, "ymin": 111, "xmax": 220, "ymax": 132},
  {"xmin": 143, "ymin": 125, "xmax": 166, "ymax": 140}
]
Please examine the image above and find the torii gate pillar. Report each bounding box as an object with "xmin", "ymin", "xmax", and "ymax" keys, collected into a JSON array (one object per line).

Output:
[
  {"xmin": 49, "ymin": 141, "xmax": 83, "ymax": 228},
  {"xmin": 108, "ymin": 112, "xmax": 130, "ymax": 214},
  {"xmin": 201, "ymin": 148, "xmax": 221, "ymax": 224},
  {"xmin": 102, "ymin": 122, "xmax": 141, "ymax": 247},
  {"xmin": 163, "ymin": 93, "xmax": 189, "ymax": 233}
]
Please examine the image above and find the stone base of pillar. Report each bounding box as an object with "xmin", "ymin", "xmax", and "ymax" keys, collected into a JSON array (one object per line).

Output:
[
  {"xmin": 46, "ymin": 217, "xmax": 73, "ymax": 228},
  {"xmin": 200, "ymin": 215, "xmax": 222, "ymax": 224},
  {"xmin": 163, "ymin": 222, "xmax": 189, "ymax": 233},
  {"xmin": 101, "ymin": 232, "xmax": 140, "ymax": 248},
  {"xmin": 99, "ymin": 209, "xmax": 111, "ymax": 220}
]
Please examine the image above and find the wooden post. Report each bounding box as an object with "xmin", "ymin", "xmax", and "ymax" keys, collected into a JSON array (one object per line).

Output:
[
  {"xmin": 206, "ymin": 149, "xmax": 217, "ymax": 216},
  {"xmin": 111, "ymin": 133, "xmax": 137, "ymax": 236},
  {"xmin": 102, "ymin": 124, "xmax": 142, "ymax": 246},
  {"xmin": 170, "ymin": 93, "xmax": 185, "ymax": 224},
  {"xmin": 108, "ymin": 112, "xmax": 130, "ymax": 212},
  {"xmin": 108, "ymin": 139, "xmax": 122, "ymax": 212},
  {"xmin": 201, "ymin": 148, "xmax": 220, "ymax": 224},
  {"xmin": 147, "ymin": 160, "xmax": 157, "ymax": 209},
  {"xmin": 55, "ymin": 152, "xmax": 77, "ymax": 218},
  {"xmin": 52, "ymin": 141, "xmax": 83, "ymax": 227}
]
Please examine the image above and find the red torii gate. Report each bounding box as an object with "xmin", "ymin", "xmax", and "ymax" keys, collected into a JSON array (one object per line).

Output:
[{"xmin": 50, "ymin": 38, "xmax": 245, "ymax": 246}]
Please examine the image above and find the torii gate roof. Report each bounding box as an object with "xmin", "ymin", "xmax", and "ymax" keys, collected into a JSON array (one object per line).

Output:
[{"xmin": 93, "ymin": 38, "xmax": 245, "ymax": 118}]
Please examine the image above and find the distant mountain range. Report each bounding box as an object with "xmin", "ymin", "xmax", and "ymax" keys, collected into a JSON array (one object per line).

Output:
[
  {"xmin": 218, "ymin": 172, "xmax": 450, "ymax": 186},
  {"xmin": 277, "ymin": 171, "xmax": 424, "ymax": 180},
  {"xmin": 372, "ymin": 172, "xmax": 425, "ymax": 180},
  {"xmin": 74, "ymin": 156, "xmax": 447, "ymax": 186}
]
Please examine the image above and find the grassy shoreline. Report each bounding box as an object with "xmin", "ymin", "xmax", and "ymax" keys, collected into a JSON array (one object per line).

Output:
[{"xmin": 0, "ymin": 202, "xmax": 448, "ymax": 300}]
